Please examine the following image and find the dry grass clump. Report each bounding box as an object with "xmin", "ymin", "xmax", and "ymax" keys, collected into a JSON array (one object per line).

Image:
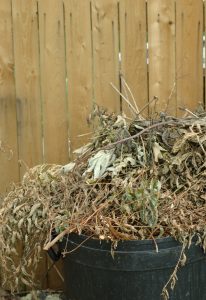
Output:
[{"xmin": 0, "ymin": 108, "xmax": 206, "ymax": 296}]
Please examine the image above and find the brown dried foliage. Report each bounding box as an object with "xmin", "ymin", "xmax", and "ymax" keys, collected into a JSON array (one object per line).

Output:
[{"xmin": 0, "ymin": 109, "xmax": 206, "ymax": 296}]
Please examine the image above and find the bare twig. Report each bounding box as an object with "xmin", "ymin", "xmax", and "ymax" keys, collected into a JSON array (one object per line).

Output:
[
  {"xmin": 136, "ymin": 96, "xmax": 159, "ymax": 117},
  {"xmin": 48, "ymin": 257, "xmax": 64, "ymax": 282},
  {"xmin": 110, "ymin": 82, "xmax": 138, "ymax": 116},
  {"xmin": 104, "ymin": 120, "xmax": 176, "ymax": 149},
  {"xmin": 161, "ymin": 244, "xmax": 186, "ymax": 299},
  {"xmin": 179, "ymin": 107, "xmax": 198, "ymax": 118},
  {"xmin": 62, "ymin": 234, "xmax": 94, "ymax": 256},
  {"xmin": 120, "ymin": 74, "xmax": 141, "ymax": 116},
  {"xmin": 164, "ymin": 82, "xmax": 176, "ymax": 114}
]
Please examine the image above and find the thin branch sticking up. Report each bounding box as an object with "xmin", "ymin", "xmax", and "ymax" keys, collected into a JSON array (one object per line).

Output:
[
  {"xmin": 110, "ymin": 82, "xmax": 139, "ymax": 116},
  {"xmin": 120, "ymin": 74, "xmax": 144, "ymax": 119},
  {"xmin": 179, "ymin": 107, "xmax": 198, "ymax": 118}
]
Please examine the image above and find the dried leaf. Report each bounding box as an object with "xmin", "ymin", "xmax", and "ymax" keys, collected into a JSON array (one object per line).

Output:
[
  {"xmin": 153, "ymin": 142, "xmax": 166, "ymax": 162},
  {"xmin": 84, "ymin": 149, "xmax": 116, "ymax": 179}
]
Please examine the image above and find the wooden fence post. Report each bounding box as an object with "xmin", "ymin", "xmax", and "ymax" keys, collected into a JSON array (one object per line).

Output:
[
  {"xmin": 120, "ymin": 0, "xmax": 148, "ymax": 118},
  {"xmin": 12, "ymin": 0, "xmax": 43, "ymax": 177},
  {"xmin": 176, "ymin": 0, "xmax": 203, "ymax": 115},
  {"xmin": 0, "ymin": 0, "xmax": 19, "ymax": 194},
  {"xmin": 147, "ymin": 0, "xmax": 176, "ymax": 116}
]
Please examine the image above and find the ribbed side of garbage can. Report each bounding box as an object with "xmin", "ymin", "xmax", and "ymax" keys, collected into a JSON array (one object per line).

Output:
[{"xmin": 60, "ymin": 234, "xmax": 206, "ymax": 300}]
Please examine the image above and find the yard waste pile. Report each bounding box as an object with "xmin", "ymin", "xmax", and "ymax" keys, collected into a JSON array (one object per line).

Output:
[{"xmin": 0, "ymin": 107, "xmax": 206, "ymax": 298}]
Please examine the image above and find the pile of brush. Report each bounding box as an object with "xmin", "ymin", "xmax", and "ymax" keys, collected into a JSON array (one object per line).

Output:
[{"xmin": 0, "ymin": 106, "xmax": 206, "ymax": 293}]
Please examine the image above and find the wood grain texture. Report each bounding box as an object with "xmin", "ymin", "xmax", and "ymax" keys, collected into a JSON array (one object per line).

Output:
[
  {"xmin": 46, "ymin": 257, "xmax": 63, "ymax": 291},
  {"xmin": 147, "ymin": 0, "xmax": 176, "ymax": 116},
  {"xmin": 64, "ymin": 0, "xmax": 93, "ymax": 156},
  {"xmin": 0, "ymin": 0, "xmax": 19, "ymax": 193},
  {"xmin": 12, "ymin": 3, "xmax": 47, "ymax": 285},
  {"xmin": 38, "ymin": 0, "xmax": 67, "ymax": 288},
  {"xmin": 176, "ymin": 0, "xmax": 203, "ymax": 115},
  {"xmin": 120, "ymin": 0, "xmax": 148, "ymax": 118},
  {"xmin": 12, "ymin": 0, "xmax": 43, "ymax": 177},
  {"xmin": 38, "ymin": 0, "xmax": 68, "ymax": 164},
  {"xmin": 92, "ymin": 0, "xmax": 120, "ymax": 113}
]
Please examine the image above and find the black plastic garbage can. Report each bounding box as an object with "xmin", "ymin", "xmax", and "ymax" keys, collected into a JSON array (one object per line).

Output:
[{"xmin": 53, "ymin": 234, "xmax": 206, "ymax": 300}]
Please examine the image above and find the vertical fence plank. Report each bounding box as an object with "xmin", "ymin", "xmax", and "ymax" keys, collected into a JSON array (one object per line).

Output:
[
  {"xmin": 120, "ymin": 0, "xmax": 148, "ymax": 118},
  {"xmin": 38, "ymin": 0, "xmax": 67, "ymax": 289},
  {"xmin": 64, "ymin": 0, "xmax": 93, "ymax": 155},
  {"xmin": 12, "ymin": 1, "xmax": 47, "ymax": 287},
  {"xmin": 147, "ymin": 0, "xmax": 176, "ymax": 116},
  {"xmin": 0, "ymin": 0, "xmax": 19, "ymax": 193},
  {"xmin": 38, "ymin": 0, "xmax": 68, "ymax": 164},
  {"xmin": 176, "ymin": 0, "xmax": 203, "ymax": 114},
  {"xmin": 12, "ymin": 0, "xmax": 43, "ymax": 178},
  {"xmin": 92, "ymin": 0, "xmax": 120, "ymax": 112}
]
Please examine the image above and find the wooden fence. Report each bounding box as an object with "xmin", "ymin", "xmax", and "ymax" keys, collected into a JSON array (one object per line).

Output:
[{"xmin": 0, "ymin": 0, "xmax": 205, "ymax": 289}]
